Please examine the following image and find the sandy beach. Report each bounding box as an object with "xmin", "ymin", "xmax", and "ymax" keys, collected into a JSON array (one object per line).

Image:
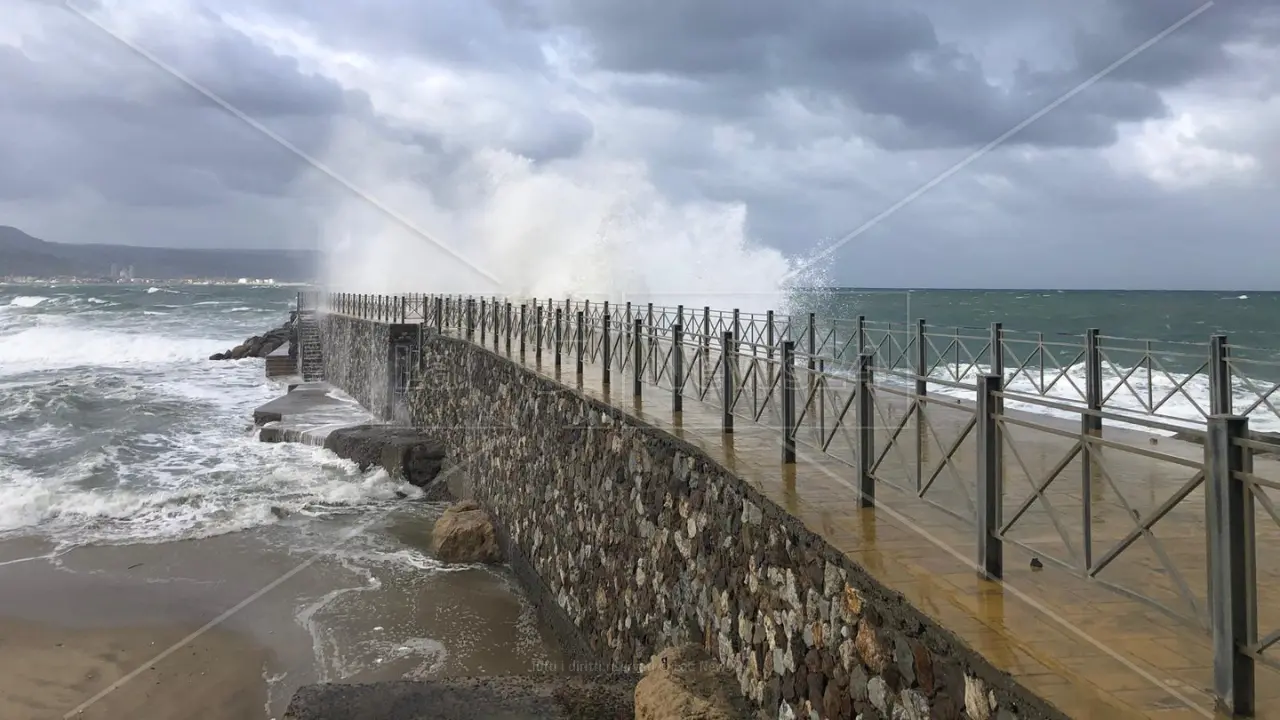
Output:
[
  {"xmin": 0, "ymin": 505, "xmax": 564, "ymax": 720},
  {"xmin": 0, "ymin": 616, "xmax": 269, "ymax": 720}
]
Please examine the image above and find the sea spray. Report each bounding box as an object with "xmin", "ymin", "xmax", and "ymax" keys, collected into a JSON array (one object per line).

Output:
[{"xmin": 311, "ymin": 133, "xmax": 826, "ymax": 315}]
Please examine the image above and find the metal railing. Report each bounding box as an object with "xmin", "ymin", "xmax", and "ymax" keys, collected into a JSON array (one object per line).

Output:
[{"xmin": 309, "ymin": 290, "xmax": 1279, "ymax": 714}]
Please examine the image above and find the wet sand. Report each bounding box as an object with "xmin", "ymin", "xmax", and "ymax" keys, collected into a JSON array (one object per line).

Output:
[
  {"xmin": 0, "ymin": 616, "xmax": 269, "ymax": 720},
  {"xmin": 0, "ymin": 505, "xmax": 564, "ymax": 720}
]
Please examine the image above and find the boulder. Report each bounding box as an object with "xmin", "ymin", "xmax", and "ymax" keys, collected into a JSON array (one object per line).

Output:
[
  {"xmin": 634, "ymin": 645, "xmax": 752, "ymax": 720},
  {"xmin": 432, "ymin": 500, "xmax": 502, "ymax": 564},
  {"xmin": 211, "ymin": 319, "xmax": 294, "ymax": 361},
  {"xmin": 321, "ymin": 425, "xmax": 448, "ymax": 494}
]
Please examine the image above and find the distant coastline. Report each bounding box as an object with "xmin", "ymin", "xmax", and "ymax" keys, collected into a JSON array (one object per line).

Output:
[
  {"xmin": 1, "ymin": 276, "xmax": 315, "ymax": 287},
  {"xmin": 0, "ymin": 225, "xmax": 320, "ymax": 283}
]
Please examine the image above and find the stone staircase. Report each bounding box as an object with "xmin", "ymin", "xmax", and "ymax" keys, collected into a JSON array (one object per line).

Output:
[{"xmin": 297, "ymin": 311, "xmax": 324, "ymax": 382}]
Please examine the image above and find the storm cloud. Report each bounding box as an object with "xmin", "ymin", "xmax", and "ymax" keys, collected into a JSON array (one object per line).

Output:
[{"xmin": 0, "ymin": 0, "xmax": 1276, "ymax": 288}]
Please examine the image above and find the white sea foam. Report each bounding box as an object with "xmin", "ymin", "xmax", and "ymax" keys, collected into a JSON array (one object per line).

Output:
[
  {"xmin": 7, "ymin": 295, "xmax": 47, "ymax": 307},
  {"xmin": 0, "ymin": 326, "xmax": 222, "ymax": 375},
  {"xmin": 0, "ymin": 445, "xmax": 421, "ymax": 546}
]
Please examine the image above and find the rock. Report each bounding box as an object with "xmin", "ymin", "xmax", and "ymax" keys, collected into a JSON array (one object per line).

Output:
[
  {"xmin": 432, "ymin": 500, "xmax": 503, "ymax": 564},
  {"xmin": 322, "ymin": 425, "xmax": 448, "ymax": 492},
  {"xmin": 634, "ymin": 645, "xmax": 753, "ymax": 720},
  {"xmin": 867, "ymin": 677, "xmax": 889, "ymax": 715},
  {"xmin": 963, "ymin": 675, "xmax": 990, "ymax": 720},
  {"xmin": 211, "ymin": 319, "xmax": 294, "ymax": 361},
  {"xmin": 855, "ymin": 620, "xmax": 890, "ymax": 674}
]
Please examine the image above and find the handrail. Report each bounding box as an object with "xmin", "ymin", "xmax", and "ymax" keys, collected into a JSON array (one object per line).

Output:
[{"xmin": 304, "ymin": 289, "xmax": 1280, "ymax": 713}]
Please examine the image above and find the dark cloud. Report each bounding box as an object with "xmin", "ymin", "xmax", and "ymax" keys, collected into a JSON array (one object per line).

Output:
[
  {"xmin": 0, "ymin": 5, "xmax": 362, "ymax": 210},
  {"xmin": 1, "ymin": 0, "xmax": 1276, "ymax": 288},
  {"xmin": 529, "ymin": 0, "xmax": 1276, "ymax": 150},
  {"xmin": 251, "ymin": 0, "xmax": 549, "ymax": 71}
]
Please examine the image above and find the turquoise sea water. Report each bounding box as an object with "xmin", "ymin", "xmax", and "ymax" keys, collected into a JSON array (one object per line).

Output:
[{"xmin": 794, "ymin": 289, "xmax": 1276, "ymax": 352}]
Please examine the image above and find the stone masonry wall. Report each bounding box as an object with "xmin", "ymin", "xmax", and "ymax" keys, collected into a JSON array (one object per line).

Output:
[
  {"xmin": 404, "ymin": 331, "xmax": 1067, "ymax": 720},
  {"xmin": 319, "ymin": 313, "xmax": 391, "ymax": 419}
]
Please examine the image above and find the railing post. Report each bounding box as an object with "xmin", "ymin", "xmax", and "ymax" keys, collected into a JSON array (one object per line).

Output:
[
  {"xmin": 400, "ymin": 295, "xmax": 407, "ymax": 324},
  {"xmin": 1081, "ymin": 328, "xmax": 1103, "ymax": 530},
  {"xmin": 916, "ymin": 319, "xmax": 929, "ymax": 493},
  {"xmin": 990, "ymin": 322, "xmax": 1003, "ymax": 378},
  {"xmin": 1206, "ymin": 414, "xmax": 1255, "ymax": 716},
  {"xmin": 435, "ymin": 297, "xmax": 443, "ymax": 333},
  {"xmin": 806, "ymin": 311, "xmax": 816, "ymax": 378},
  {"xmin": 856, "ymin": 351, "xmax": 875, "ymax": 507},
  {"xmin": 466, "ymin": 298, "xmax": 475, "ymax": 339},
  {"xmin": 647, "ymin": 302, "xmax": 655, "ymax": 383},
  {"xmin": 505, "ymin": 302, "xmax": 512, "ymax": 355},
  {"xmin": 535, "ymin": 304, "xmax": 543, "ymax": 364},
  {"xmin": 1084, "ymin": 328, "xmax": 1102, "ymax": 428},
  {"xmin": 702, "ymin": 306, "xmax": 711, "ymax": 382},
  {"xmin": 602, "ymin": 301, "xmax": 612, "ymax": 386},
  {"xmin": 1211, "ymin": 335, "xmax": 1232, "ymax": 415},
  {"xmin": 855, "ymin": 315, "xmax": 866, "ymax": 359},
  {"xmin": 633, "ymin": 318, "xmax": 643, "ymax": 398},
  {"xmin": 977, "ymin": 373, "xmax": 1004, "ymax": 579},
  {"xmin": 782, "ymin": 340, "xmax": 796, "ymax": 464},
  {"xmin": 625, "ymin": 301, "xmax": 632, "ymax": 352},
  {"xmin": 519, "ymin": 304, "xmax": 527, "ymax": 358},
  {"xmin": 766, "ymin": 309, "xmax": 776, "ymax": 363},
  {"xmin": 722, "ymin": 331, "xmax": 735, "ymax": 434},
  {"xmin": 491, "ymin": 297, "xmax": 499, "ymax": 349},
  {"xmin": 480, "ymin": 298, "xmax": 487, "ymax": 344},
  {"xmin": 672, "ymin": 323, "xmax": 684, "ymax": 414},
  {"xmin": 555, "ymin": 308, "xmax": 563, "ymax": 372},
  {"xmin": 576, "ymin": 311, "xmax": 584, "ymax": 375}
]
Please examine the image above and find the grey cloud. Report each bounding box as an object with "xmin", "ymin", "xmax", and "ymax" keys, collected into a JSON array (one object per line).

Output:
[
  {"xmin": 3, "ymin": 0, "xmax": 1277, "ymax": 290},
  {"xmin": 531, "ymin": 0, "xmax": 1275, "ymax": 151},
  {"xmin": 251, "ymin": 0, "xmax": 549, "ymax": 71},
  {"xmin": 0, "ymin": 5, "xmax": 367, "ymax": 210},
  {"xmin": 502, "ymin": 107, "xmax": 594, "ymax": 162}
]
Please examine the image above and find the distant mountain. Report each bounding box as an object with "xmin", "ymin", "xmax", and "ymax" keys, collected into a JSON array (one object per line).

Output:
[{"xmin": 0, "ymin": 226, "xmax": 320, "ymax": 281}]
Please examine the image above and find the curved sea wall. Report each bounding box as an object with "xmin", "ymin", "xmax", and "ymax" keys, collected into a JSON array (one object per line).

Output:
[{"xmin": 319, "ymin": 314, "xmax": 1064, "ymax": 720}]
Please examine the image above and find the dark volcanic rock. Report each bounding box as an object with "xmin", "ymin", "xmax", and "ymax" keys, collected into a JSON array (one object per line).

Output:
[
  {"xmin": 210, "ymin": 314, "xmax": 295, "ymax": 361},
  {"xmin": 323, "ymin": 424, "xmax": 448, "ymax": 493},
  {"xmin": 282, "ymin": 675, "xmax": 639, "ymax": 720}
]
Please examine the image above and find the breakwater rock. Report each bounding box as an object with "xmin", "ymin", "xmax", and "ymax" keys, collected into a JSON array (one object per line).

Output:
[
  {"xmin": 432, "ymin": 500, "xmax": 503, "ymax": 564},
  {"xmin": 210, "ymin": 313, "xmax": 296, "ymax": 360},
  {"xmin": 322, "ymin": 425, "xmax": 450, "ymax": 498},
  {"xmin": 282, "ymin": 674, "xmax": 640, "ymax": 720},
  {"xmin": 635, "ymin": 645, "xmax": 753, "ymax": 720}
]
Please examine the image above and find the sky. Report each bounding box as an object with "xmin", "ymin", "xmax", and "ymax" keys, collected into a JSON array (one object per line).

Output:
[{"xmin": 1, "ymin": 0, "xmax": 1277, "ymax": 290}]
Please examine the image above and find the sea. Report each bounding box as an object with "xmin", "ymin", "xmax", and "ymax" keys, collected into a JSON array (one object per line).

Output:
[
  {"xmin": 0, "ymin": 282, "xmax": 560, "ymax": 717},
  {"xmin": 0, "ymin": 284, "xmax": 1276, "ymax": 713},
  {"xmin": 794, "ymin": 288, "xmax": 1280, "ymax": 434},
  {"xmin": 3, "ymin": 285, "xmax": 1275, "ymax": 544}
]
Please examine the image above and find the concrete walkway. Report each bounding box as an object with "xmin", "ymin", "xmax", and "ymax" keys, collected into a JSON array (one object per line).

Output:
[
  {"xmin": 254, "ymin": 381, "xmax": 379, "ymax": 446},
  {"xmin": 449, "ymin": 329, "xmax": 1280, "ymax": 719}
]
